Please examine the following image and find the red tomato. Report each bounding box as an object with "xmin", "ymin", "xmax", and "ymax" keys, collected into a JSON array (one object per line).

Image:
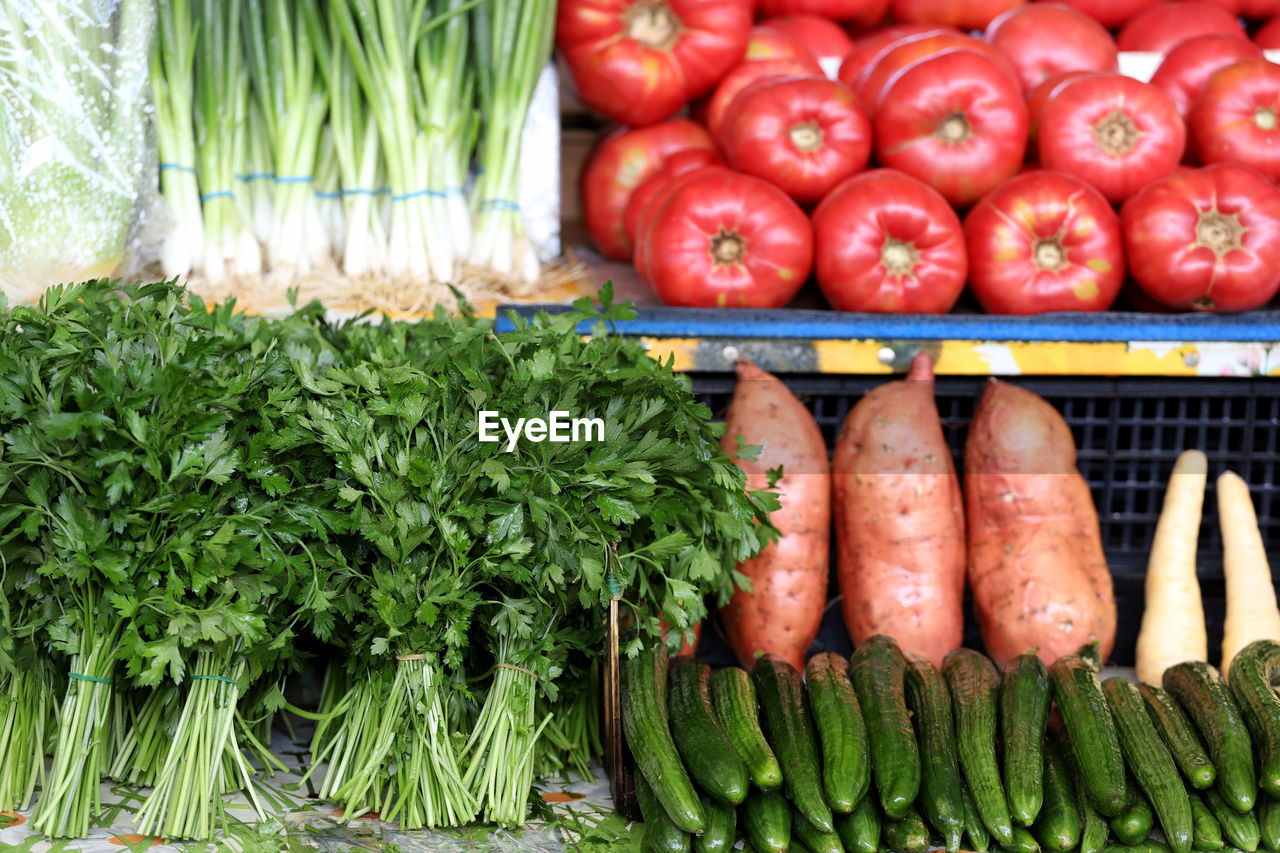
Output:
[
  {"xmin": 1200, "ymin": 0, "xmax": 1280, "ymax": 20},
  {"xmin": 1121, "ymin": 164, "xmax": 1280, "ymax": 311},
  {"xmin": 745, "ymin": 23, "xmax": 814, "ymax": 61},
  {"xmin": 984, "ymin": 5, "xmax": 1118, "ymax": 95},
  {"xmin": 581, "ymin": 120, "xmax": 718, "ymax": 260},
  {"xmin": 1038, "ymin": 74, "xmax": 1185, "ymax": 203},
  {"xmin": 704, "ymin": 58, "xmax": 824, "ymax": 138},
  {"xmin": 623, "ymin": 149, "xmax": 723, "ymax": 248},
  {"xmin": 1257, "ymin": 16, "xmax": 1280, "ymax": 47},
  {"xmin": 720, "ymin": 77, "xmax": 872, "ymax": 205},
  {"xmin": 557, "ymin": 0, "xmax": 752, "ymax": 126},
  {"xmin": 1027, "ymin": 71, "xmax": 1098, "ymax": 152},
  {"xmin": 761, "ymin": 15, "xmax": 856, "ymax": 59},
  {"xmin": 1151, "ymin": 35, "xmax": 1263, "ymax": 118},
  {"xmin": 1116, "ymin": 2, "xmax": 1245, "ymax": 52},
  {"xmin": 641, "ymin": 170, "xmax": 814, "ymax": 308},
  {"xmin": 758, "ymin": 0, "xmax": 887, "ymax": 29},
  {"xmin": 1191, "ymin": 58, "xmax": 1280, "ymax": 180},
  {"xmin": 891, "ymin": 0, "xmax": 1026, "ymax": 31},
  {"xmin": 1053, "ymin": 0, "xmax": 1160, "ymax": 27},
  {"xmin": 855, "ymin": 33, "xmax": 1020, "ymax": 115},
  {"xmin": 811, "ymin": 169, "xmax": 968, "ymax": 312},
  {"xmin": 964, "ymin": 170, "xmax": 1124, "ymax": 314},
  {"xmin": 874, "ymin": 50, "xmax": 1029, "ymax": 207},
  {"xmin": 837, "ymin": 24, "xmax": 958, "ymax": 89},
  {"xmin": 634, "ymin": 166, "xmax": 735, "ymax": 281}
]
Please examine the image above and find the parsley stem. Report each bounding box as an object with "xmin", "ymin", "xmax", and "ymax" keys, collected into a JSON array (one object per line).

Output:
[{"xmin": 0, "ymin": 659, "xmax": 53, "ymax": 812}]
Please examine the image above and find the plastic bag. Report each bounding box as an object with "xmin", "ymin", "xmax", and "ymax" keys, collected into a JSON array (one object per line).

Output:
[{"xmin": 0, "ymin": 0, "xmax": 156, "ymax": 304}]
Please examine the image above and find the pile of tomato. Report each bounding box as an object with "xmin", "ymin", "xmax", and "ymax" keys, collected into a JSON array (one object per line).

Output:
[{"xmin": 560, "ymin": 0, "xmax": 1280, "ymax": 313}]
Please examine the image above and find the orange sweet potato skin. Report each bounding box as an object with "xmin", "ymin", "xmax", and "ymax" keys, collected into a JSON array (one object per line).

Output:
[
  {"xmin": 831, "ymin": 353, "xmax": 965, "ymax": 667},
  {"xmin": 719, "ymin": 358, "xmax": 830, "ymax": 672},
  {"xmin": 964, "ymin": 379, "xmax": 1116, "ymax": 669}
]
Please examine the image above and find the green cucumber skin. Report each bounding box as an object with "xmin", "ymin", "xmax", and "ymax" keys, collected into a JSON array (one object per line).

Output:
[
  {"xmin": 709, "ymin": 667, "xmax": 783, "ymax": 791},
  {"xmin": 1190, "ymin": 793, "xmax": 1225, "ymax": 852},
  {"xmin": 1103, "ymin": 843, "xmax": 1175, "ymax": 853},
  {"xmin": 1104, "ymin": 677, "xmax": 1194, "ymax": 853},
  {"xmin": 849, "ymin": 636, "xmax": 921, "ymax": 821},
  {"xmin": 668, "ymin": 657, "xmax": 749, "ymax": 806},
  {"xmin": 1110, "ymin": 783, "xmax": 1156, "ymax": 846},
  {"xmin": 635, "ymin": 770, "xmax": 692, "ymax": 853},
  {"xmin": 1002, "ymin": 824, "xmax": 1044, "ymax": 853},
  {"xmin": 1002, "ymin": 653, "xmax": 1053, "ymax": 827},
  {"xmin": 1226, "ymin": 640, "xmax": 1280, "ymax": 799},
  {"xmin": 883, "ymin": 806, "xmax": 932, "ymax": 853},
  {"xmin": 805, "ymin": 652, "xmax": 870, "ymax": 815},
  {"xmin": 837, "ymin": 794, "xmax": 881, "ymax": 853},
  {"xmin": 1051, "ymin": 651, "xmax": 1128, "ymax": 818},
  {"xmin": 692, "ymin": 795, "xmax": 735, "ymax": 853},
  {"xmin": 1139, "ymin": 683, "xmax": 1216, "ymax": 790},
  {"xmin": 1034, "ymin": 735, "xmax": 1082, "ymax": 853},
  {"xmin": 1060, "ymin": 729, "xmax": 1109, "ymax": 853},
  {"xmin": 904, "ymin": 652, "xmax": 966, "ymax": 852},
  {"xmin": 622, "ymin": 644, "xmax": 705, "ymax": 833},
  {"xmin": 794, "ymin": 809, "xmax": 847, "ymax": 853},
  {"xmin": 946, "ymin": 648, "xmax": 1015, "ymax": 847},
  {"xmin": 1203, "ymin": 787, "xmax": 1261, "ymax": 852},
  {"xmin": 1260, "ymin": 795, "xmax": 1280, "ymax": 853},
  {"xmin": 741, "ymin": 789, "xmax": 791, "ymax": 853},
  {"xmin": 752, "ymin": 655, "xmax": 833, "ymax": 834},
  {"xmin": 1164, "ymin": 662, "xmax": 1257, "ymax": 814},
  {"xmin": 964, "ymin": 783, "xmax": 993, "ymax": 853}
]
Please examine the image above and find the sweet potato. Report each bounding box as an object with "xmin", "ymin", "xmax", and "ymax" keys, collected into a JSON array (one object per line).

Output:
[
  {"xmin": 719, "ymin": 358, "xmax": 830, "ymax": 671},
  {"xmin": 831, "ymin": 352, "xmax": 965, "ymax": 667},
  {"xmin": 964, "ymin": 379, "xmax": 1116, "ymax": 669}
]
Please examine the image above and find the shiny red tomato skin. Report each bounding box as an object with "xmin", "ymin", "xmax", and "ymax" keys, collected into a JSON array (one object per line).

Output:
[
  {"xmin": 1257, "ymin": 17, "xmax": 1280, "ymax": 48},
  {"xmin": 891, "ymin": 0, "xmax": 1026, "ymax": 31},
  {"xmin": 811, "ymin": 169, "xmax": 967, "ymax": 313},
  {"xmin": 1198, "ymin": 0, "xmax": 1280, "ymax": 21},
  {"xmin": 1116, "ymin": 2, "xmax": 1245, "ymax": 52},
  {"xmin": 704, "ymin": 58, "xmax": 824, "ymax": 138},
  {"xmin": 1027, "ymin": 70, "xmax": 1098, "ymax": 154},
  {"xmin": 758, "ymin": 0, "xmax": 887, "ymax": 29},
  {"xmin": 964, "ymin": 170, "xmax": 1125, "ymax": 314},
  {"xmin": 1191, "ymin": 58, "xmax": 1280, "ymax": 181},
  {"xmin": 581, "ymin": 120, "xmax": 718, "ymax": 260},
  {"xmin": 874, "ymin": 50, "xmax": 1029, "ymax": 207},
  {"xmin": 623, "ymin": 149, "xmax": 723, "ymax": 248},
  {"xmin": 1151, "ymin": 35, "xmax": 1263, "ymax": 118},
  {"xmin": 1038, "ymin": 74, "xmax": 1185, "ymax": 204},
  {"xmin": 762, "ymin": 15, "xmax": 856, "ymax": 59},
  {"xmin": 856, "ymin": 33, "xmax": 1020, "ymax": 115},
  {"xmin": 720, "ymin": 77, "xmax": 873, "ymax": 205},
  {"xmin": 1054, "ymin": 0, "xmax": 1160, "ymax": 27},
  {"xmin": 745, "ymin": 23, "xmax": 813, "ymax": 61},
  {"xmin": 1121, "ymin": 164, "xmax": 1280, "ymax": 312},
  {"xmin": 634, "ymin": 166, "xmax": 736, "ymax": 282},
  {"xmin": 642, "ymin": 170, "xmax": 814, "ymax": 308},
  {"xmin": 837, "ymin": 24, "xmax": 958, "ymax": 89},
  {"xmin": 557, "ymin": 0, "xmax": 752, "ymax": 126},
  {"xmin": 985, "ymin": 5, "xmax": 1118, "ymax": 95}
]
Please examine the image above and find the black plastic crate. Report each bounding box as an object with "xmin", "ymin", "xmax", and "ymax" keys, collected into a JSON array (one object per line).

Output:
[{"xmin": 688, "ymin": 373, "xmax": 1280, "ymax": 669}]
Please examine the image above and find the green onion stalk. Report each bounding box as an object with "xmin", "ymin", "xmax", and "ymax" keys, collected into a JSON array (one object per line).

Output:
[
  {"xmin": 316, "ymin": 132, "xmax": 345, "ymax": 262},
  {"xmin": 153, "ymin": 0, "xmax": 204, "ymax": 278},
  {"xmin": 0, "ymin": 0, "xmax": 153, "ymax": 294},
  {"xmin": 468, "ymin": 0, "xmax": 556, "ymax": 284},
  {"xmin": 244, "ymin": 101, "xmax": 275, "ymax": 247}
]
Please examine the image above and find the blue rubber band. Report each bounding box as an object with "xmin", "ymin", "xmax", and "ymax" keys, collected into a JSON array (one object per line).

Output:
[
  {"xmin": 236, "ymin": 172, "xmax": 275, "ymax": 182},
  {"xmin": 159, "ymin": 163, "xmax": 196, "ymax": 174},
  {"xmin": 201, "ymin": 190, "xmax": 235, "ymax": 203},
  {"xmin": 275, "ymin": 175, "xmax": 313, "ymax": 185},
  {"xmin": 447, "ymin": 185, "xmax": 467, "ymax": 197},
  {"xmin": 391, "ymin": 188, "xmax": 448, "ymax": 202},
  {"xmin": 315, "ymin": 190, "xmax": 342, "ymax": 200},
  {"xmin": 191, "ymin": 674, "xmax": 240, "ymax": 686},
  {"xmin": 340, "ymin": 188, "xmax": 391, "ymax": 197},
  {"xmin": 69, "ymin": 672, "xmax": 112, "ymax": 685},
  {"xmin": 479, "ymin": 198, "xmax": 520, "ymax": 212}
]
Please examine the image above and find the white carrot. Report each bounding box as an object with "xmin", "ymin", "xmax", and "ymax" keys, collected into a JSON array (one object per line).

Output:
[
  {"xmin": 1136, "ymin": 450, "xmax": 1209, "ymax": 685},
  {"xmin": 1219, "ymin": 469, "xmax": 1280, "ymax": 677}
]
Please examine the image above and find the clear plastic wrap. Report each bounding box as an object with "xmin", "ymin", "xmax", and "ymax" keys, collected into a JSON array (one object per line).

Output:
[{"xmin": 0, "ymin": 0, "xmax": 156, "ymax": 304}]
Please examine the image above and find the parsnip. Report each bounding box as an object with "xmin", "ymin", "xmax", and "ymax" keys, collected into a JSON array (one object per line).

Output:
[
  {"xmin": 1136, "ymin": 450, "xmax": 1209, "ymax": 685},
  {"xmin": 1219, "ymin": 469, "xmax": 1280, "ymax": 677}
]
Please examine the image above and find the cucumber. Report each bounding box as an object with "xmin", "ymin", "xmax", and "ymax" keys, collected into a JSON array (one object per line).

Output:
[
  {"xmin": 1190, "ymin": 793, "xmax": 1225, "ymax": 851},
  {"xmin": 1104, "ymin": 677, "xmax": 1194, "ymax": 853},
  {"xmin": 668, "ymin": 657, "xmax": 749, "ymax": 805},
  {"xmin": 965, "ymin": 783, "xmax": 993, "ymax": 853},
  {"xmin": 1002, "ymin": 652, "xmax": 1053, "ymax": 827},
  {"xmin": 838, "ymin": 796, "xmax": 881, "ymax": 853},
  {"xmin": 1004, "ymin": 825, "xmax": 1043, "ymax": 853},
  {"xmin": 753, "ymin": 655, "xmax": 833, "ymax": 833},
  {"xmin": 1226, "ymin": 640, "xmax": 1280, "ymax": 799},
  {"xmin": 709, "ymin": 666, "xmax": 783, "ymax": 791},
  {"xmin": 945, "ymin": 648, "xmax": 1015, "ymax": 847},
  {"xmin": 1164, "ymin": 662, "xmax": 1256, "ymax": 814},
  {"xmin": 849, "ymin": 635, "xmax": 921, "ymax": 820},
  {"xmin": 1139, "ymin": 683, "xmax": 1216, "ymax": 790},
  {"xmin": 805, "ymin": 652, "xmax": 870, "ymax": 814},
  {"xmin": 693, "ymin": 795, "xmax": 735, "ymax": 853},
  {"xmin": 741, "ymin": 789, "xmax": 791, "ymax": 853},
  {"xmin": 1050, "ymin": 647, "xmax": 1128, "ymax": 817},
  {"xmin": 636, "ymin": 769, "xmax": 692, "ymax": 853},
  {"xmin": 795, "ymin": 809, "xmax": 847, "ymax": 853},
  {"xmin": 1060, "ymin": 729, "xmax": 1109, "ymax": 853},
  {"xmin": 1104, "ymin": 843, "xmax": 1174, "ymax": 853},
  {"xmin": 1111, "ymin": 783, "xmax": 1156, "ymax": 846},
  {"xmin": 622, "ymin": 643, "xmax": 705, "ymax": 833},
  {"xmin": 1259, "ymin": 795, "xmax": 1280, "ymax": 852},
  {"xmin": 1034, "ymin": 734, "xmax": 1081, "ymax": 853},
  {"xmin": 1203, "ymin": 787, "xmax": 1260, "ymax": 852},
  {"xmin": 905, "ymin": 652, "xmax": 966, "ymax": 852},
  {"xmin": 883, "ymin": 806, "xmax": 931, "ymax": 853}
]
